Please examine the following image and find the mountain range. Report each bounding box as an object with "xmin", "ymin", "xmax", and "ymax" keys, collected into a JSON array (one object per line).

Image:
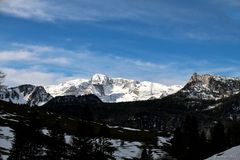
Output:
[
  {"xmin": 1, "ymin": 73, "xmax": 240, "ymax": 107},
  {"xmin": 2, "ymin": 73, "xmax": 240, "ymax": 160},
  {"xmin": 0, "ymin": 74, "xmax": 182, "ymax": 106}
]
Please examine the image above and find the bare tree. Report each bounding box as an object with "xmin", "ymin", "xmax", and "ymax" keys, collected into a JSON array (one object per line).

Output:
[{"xmin": 0, "ymin": 71, "xmax": 6, "ymax": 86}]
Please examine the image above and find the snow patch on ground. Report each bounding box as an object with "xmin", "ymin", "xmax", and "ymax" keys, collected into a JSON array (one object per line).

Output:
[
  {"xmin": 122, "ymin": 127, "xmax": 141, "ymax": 132},
  {"xmin": 64, "ymin": 134, "xmax": 72, "ymax": 144},
  {"xmin": 42, "ymin": 128, "xmax": 50, "ymax": 136},
  {"xmin": 110, "ymin": 139, "xmax": 142, "ymax": 160},
  {"xmin": 108, "ymin": 125, "xmax": 142, "ymax": 131},
  {"xmin": 109, "ymin": 136, "xmax": 171, "ymax": 160},
  {"xmin": 206, "ymin": 145, "xmax": 240, "ymax": 160},
  {"xmin": 0, "ymin": 126, "xmax": 14, "ymax": 150},
  {"xmin": 0, "ymin": 126, "xmax": 14, "ymax": 160}
]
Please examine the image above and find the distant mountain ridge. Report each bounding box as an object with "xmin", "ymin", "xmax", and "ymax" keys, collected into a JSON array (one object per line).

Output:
[
  {"xmin": 47, "ymin": 94, "xmax": 102, "ymax": 106},
  {"xmin": 0, "ymin": 84, "xmax": 52, "ymax": 106},
  {"xmin": 2, "ymin": 73, "xmax": 240, "ymax": 107},
  {"xmin": 176, "ymin": 73, "xmax": 240, "ymax": 100},
  {"xmin": 44, "ymin": 74, "xmax": 182, "ymax": 103}
]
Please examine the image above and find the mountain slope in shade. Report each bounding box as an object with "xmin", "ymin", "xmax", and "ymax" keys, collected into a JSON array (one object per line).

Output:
[
  {"xmin": 44, "ymin": 74, "xmax": 182, "ymax": 103},
  {"xmin": 46, "ymin": 94, "xmax": 102, "ymax": 106},
  {"xmin": 0, "ymin": 84, "xmax": 52, "ymax": 106},
  {"xmin": 176, "ymin": 73, "xmax": 240, "ymax": 100}
]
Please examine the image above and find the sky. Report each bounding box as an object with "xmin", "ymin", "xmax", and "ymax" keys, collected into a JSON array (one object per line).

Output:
[{"xmin": 0, "ymin": 0, "xmax": 240, "ymax": 86}]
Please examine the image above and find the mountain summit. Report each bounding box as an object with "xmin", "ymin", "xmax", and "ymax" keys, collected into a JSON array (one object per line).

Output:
[
  {"xmin": 44, "ymin": 74, "xmax": 182, "ymax": 103},
  {"xmin": 177, "ymin": 73, "xmax": 240, "ymax": 100}
]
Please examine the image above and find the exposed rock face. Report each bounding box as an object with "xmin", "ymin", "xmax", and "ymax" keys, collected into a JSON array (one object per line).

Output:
[
  {"xmin": 177, "ymin": 73, "xmax": 240, "ymax": 100},
  {"xmin": 0, "ymin": 84, "xmax": 52, "ymax": 106}
]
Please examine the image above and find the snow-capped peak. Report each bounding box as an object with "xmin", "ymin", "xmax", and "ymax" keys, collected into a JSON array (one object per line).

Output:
[
  {"xmin": 91, "ymin": 74, "xmax": 110, "ymax": 85},
  {"xmin": 0, "ymin": 84, "xmax": 52, "ymax": 106},
  {"xmin": 45, "ymin": 74, "xmax": 182, "ymax": 103}
]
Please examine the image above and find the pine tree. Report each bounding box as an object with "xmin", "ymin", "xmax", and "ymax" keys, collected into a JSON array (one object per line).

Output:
[
  {"xmin": 71, "ymin": 136, "xmax": 95, "ymax": 160},
  {"xmin": 140, "ymin": 145, "xmax": 153, "ymax": 160},
  {"xmin": 46, "ymin": 121, "xmax": 68, "ymax": 159},
  {"xmin": 199, "ymin": 131, "xmax": 209, "ymax": 159},
  {"xmin": 169, "ymin": 114, "xmax": 202, "ymax": 160},
  {"xmin": 70, "ymin": 122, "xmax": 95, "ymax": 160},
  {"xmin": 8, "ymin": 120, "xmax": 27, "ymax": 160},
  {"xmin": 210, "ymin": 121, "xmax": 226, "ymax": 153},
  {"xmin": 9, "ymin": 117, "xmax": 44, "ymax": 160},
  {"xmin": 98, "ymin": 124, "xmax": 114, "ymax": 157},
  {"xmin": 170, "ymin": 127, "xmax": 184, "ymax": 156},
  {"xmin": 182, "ymin": 114, "xmax": 200, "ymax": 160},
  {"xmin": 140, "ymin": 146, "xmax": 148, "ymax": 160}
]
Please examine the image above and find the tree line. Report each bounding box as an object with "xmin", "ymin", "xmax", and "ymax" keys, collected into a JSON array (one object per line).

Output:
[
  {"xmin": 168, "ymin": 114, "xmax": 240, "ymax": 160},
  {"xmin": 7, "ymin": 114, "xmax": 115, "ymax": 160}
]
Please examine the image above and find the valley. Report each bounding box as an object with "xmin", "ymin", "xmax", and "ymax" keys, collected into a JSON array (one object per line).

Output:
[{"xmin": 1, "ymin": 73, "xmax": 240, "ymax": 159}]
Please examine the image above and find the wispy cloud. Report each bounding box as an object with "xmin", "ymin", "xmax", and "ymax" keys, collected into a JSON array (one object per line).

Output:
[
  {"xmin": 0, "ymin": 44, "xmax": 72, "ymax": 66},
  {"xmin": 0, "ymin": 0, "xmax": 142, "ymax": 22},
  {"xmin": 1, "ymin": 43, "xmax": 240, "ymax": 86},
  {"xmin": 0, "ymin": 0, "xmax": 54, "ymax": 21},
  {"xmin": 2, "ymin": 67, "xmax": 70, "ymax": 86},
  {"xmin": 1, "ymin": 0, "xmax": 240, "ymax": 41},
  {"xmin": 0, "ymin": 43, "xmax": 176, "ymax": 86},
  {"xmin": 0, "ymin": 50, "xmax": 37, "ymax": 61}
]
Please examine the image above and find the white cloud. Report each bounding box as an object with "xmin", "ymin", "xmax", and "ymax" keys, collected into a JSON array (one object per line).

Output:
[
  {"xmin": 0, "ymin": 0, "xmax": 139, "ymax": 21},
  {"xmin": 1, "ymin": 0, "xmax": 239, "ymax": 41},
  {"xmin": 12, "ymin": 43, "xmax": 56, "ymax": 52},
  {"xmin": 3, "ymin": 43, "xmax": 239, "ymax": 86},
  {"xmin": 0, "ymin": 44, "xmax": 72, "ymax": 66},
  {"xmin": 0, "ymin": 0, "xmax": 198, "ymax": 24},
  {"xmin": 0, "ymin": 0, "xmax": 225, "ymax": 24},
  {"xmin": 0, "ymin": 0, "xmax": 54, "ymax": 21},
  {"xmin": 0, "ymin": 43, "xmax": 181, "ymax": 86},
  {"xmin": 0, "ymin": 50, "xmax": 37, "ymax": 61},
  {"xmin": 43, "ymin": 57, "xmax": 71, "ymax": 65},
  {"xmin": 1, "ymin": 68, "xmax": 68, "ymax": 86},
  {"xmin": 114, "ymin": 56, "xmax": 169, "ymax": 70}
]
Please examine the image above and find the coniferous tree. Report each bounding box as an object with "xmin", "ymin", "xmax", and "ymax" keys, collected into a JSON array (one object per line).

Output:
[
  {"xmin": 140, "ymin": 145, "xmax": 153, "ymax": 160},
  {"xmin": 98, "ymin": 124, "xmax": 114, "ymax": 157},
  {"xmin": 169, "ymin": 114, "xmax": 204, "ymax": 160},
  {"xmin": 27, "ymin": 115, "xmax": 45, "ymax": 159},
  {"xmin": 71, "ymin": 121, "xmax": 95, "ymax": 160},
  {"xmin": 170, "ymin": 127, "xmax": 184, "ymax": 157},
  {"xmin": 8, "ymin": 120, "xmax": 28, "ymax": 160},
  {"xmin": 199, "ymin": 131, "xmax": 210, "ymax": 159},
  {"xmin": 182, "ymin": 114, "xmax": 200, "ymax": 160},
  {"xmin": 225, "ymin": 121, "xmax": 240, "ymax": 147},
  {"xmin": 9, "ymin": 117, "xmax": 44, "ymax": 160},
  {"xmin": 140, "ymin": 147, "xmax": 148, "ymax": 160},
  {"xmin": 46, "ymin": 121, "xmax": 68, "ymax": 160},
  {"xmin": 210, "ymin": 121, "xmax": 226, "ymax": 153}
]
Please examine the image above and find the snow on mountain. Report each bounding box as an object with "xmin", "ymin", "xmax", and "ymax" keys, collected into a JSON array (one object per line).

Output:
[
  {"xmin": 0, "ymin": 84, "xmax": 52, "ymax": 106},
  {"xmin": 177, "ymin": 73, "xmax": 240, "ymax": 100},
  {"xmin": 206, "ymin": 145, "xmax": 240, "ymax": 160},
  {"xmin": 44, "ymin": 74, "xmax": 182, "ymax": 103}
]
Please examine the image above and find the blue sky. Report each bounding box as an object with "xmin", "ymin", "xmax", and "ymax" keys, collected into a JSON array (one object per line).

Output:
[{"xmin": 0, "ymin": 0, "xmax": 240, "ymax": 86}]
